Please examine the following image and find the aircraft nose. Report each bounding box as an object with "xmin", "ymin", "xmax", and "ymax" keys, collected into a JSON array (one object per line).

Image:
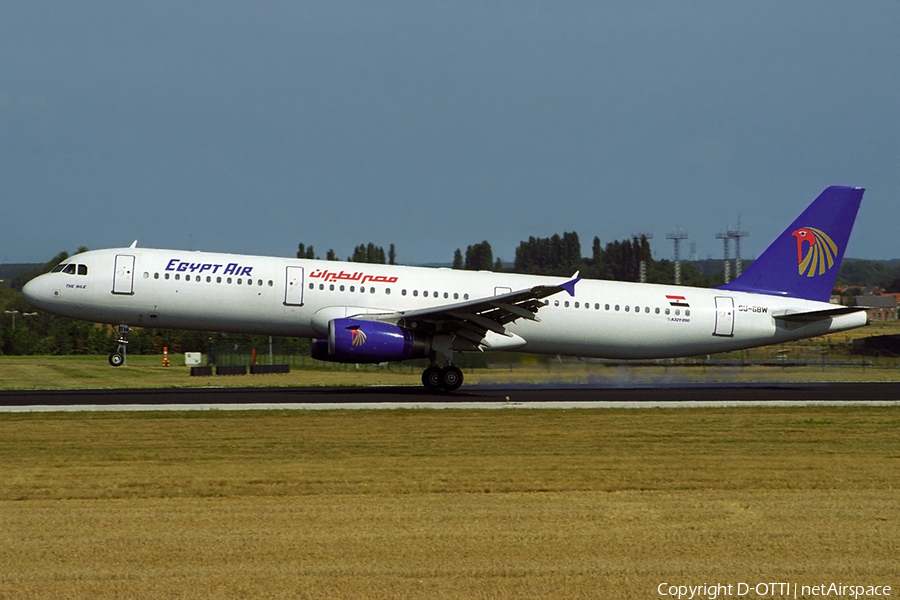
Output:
[{"xmin": 22, "ymin": 275, "xmax": 51, "ymax": 310}]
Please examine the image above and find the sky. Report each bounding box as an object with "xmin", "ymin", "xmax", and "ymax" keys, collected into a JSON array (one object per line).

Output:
[{"xmin": 1, "ymin": 1, "xmax": 898, "ymax": 265}]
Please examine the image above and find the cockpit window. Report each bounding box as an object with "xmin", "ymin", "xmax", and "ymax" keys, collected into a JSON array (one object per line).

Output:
[
  {"xmin": 62, "ymin": 264, "xmax": 77, "ymax": 275},
  {"xmin": 77, "ymin": 264, "xmax": 88, "ymax": 276},
  {"xmin": 51, "ymin": 264, "xmax": 67, "ymax": 273}
]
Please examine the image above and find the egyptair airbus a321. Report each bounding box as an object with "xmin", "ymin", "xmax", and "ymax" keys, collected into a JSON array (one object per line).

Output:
[{"xmin": 22, "ymin": 186, "xmax": 867, "ymax": 391}]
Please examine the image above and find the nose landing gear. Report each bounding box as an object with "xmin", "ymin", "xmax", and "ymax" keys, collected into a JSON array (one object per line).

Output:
[{"xmin": 108, "ymin": 324, "xmax": 129, "ymax": 367}]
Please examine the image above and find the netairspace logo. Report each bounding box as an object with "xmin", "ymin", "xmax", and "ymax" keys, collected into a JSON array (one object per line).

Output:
[{"xmin": 657, "ymin": 582, "xmax": 892, "ymax": 599}]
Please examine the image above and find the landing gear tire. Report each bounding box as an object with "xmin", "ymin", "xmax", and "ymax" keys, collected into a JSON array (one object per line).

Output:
[
  {"xmin": 439, "ymin": 366, "xmax": 463, "ymax": 392},
  {"xmin": 108, "ymin": 352, "xmax": 125, "ymax": 367},
  {"xmin": 422, "ymin": 366, "xmax": 442, "ymax": 392}
]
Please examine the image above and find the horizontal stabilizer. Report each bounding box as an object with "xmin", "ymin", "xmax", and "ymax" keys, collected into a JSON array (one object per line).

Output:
[{"xmin": 774, "ymin": 306, "xmax": 867, "ymax": 323}]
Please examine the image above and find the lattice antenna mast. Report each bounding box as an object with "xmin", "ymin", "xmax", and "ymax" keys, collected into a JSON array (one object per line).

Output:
[
  {"xmin": 666, "ymin": 230, "xmax": 688, "ymax": 285},
  {"xmin": 716, "ymin": 231, "xmax": 731, "ymax": 283},
  {"xmin": 728, "ymin": 216, "xmax": 749, "ymax": 278},
  {"xmin": 632, "ymin": 233, "xmax": 653, "ymax": 283}
]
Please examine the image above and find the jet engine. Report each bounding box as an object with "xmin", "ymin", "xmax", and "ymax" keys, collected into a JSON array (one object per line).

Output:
[{"xmin": 310, "ymin": 318, "xmax": 431, "ymax": 363}]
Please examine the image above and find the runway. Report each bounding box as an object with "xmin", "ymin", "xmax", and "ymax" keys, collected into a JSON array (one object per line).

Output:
[{"xmin": 1, "ymin": 382, "xmax": 899, "ymax": 412}]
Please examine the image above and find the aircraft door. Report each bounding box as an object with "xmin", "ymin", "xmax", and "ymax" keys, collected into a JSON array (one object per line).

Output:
[
  {"xmin": 713, "ymin": 296, "xmax": 734, "ymax": 337},
  {"xmin": 112, "ymin": 254, "xmax": 135, "ymax": 295},
  {"xmin": 284, "ymin": 266, "xmax": 305, "ymax": 306}
]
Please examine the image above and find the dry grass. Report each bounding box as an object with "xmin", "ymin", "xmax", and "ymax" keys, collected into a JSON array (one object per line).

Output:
[{"xmin": 1, "ymin": 408, "xmax": 898, "ymax": 598}]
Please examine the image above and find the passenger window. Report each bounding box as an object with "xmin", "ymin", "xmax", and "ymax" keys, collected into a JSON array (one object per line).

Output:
[
  {"xmin": 464, "ymin": 294, "xmax": 469, "ymax": 300},
  {"xmin": 675, "ymin": 309, "xmax": 680, "ymax": 315},
  {"xmin": 361, "ymin": 287, "xmax": 366, "ymax": 294},
  {"xmin": 143, "ymin": 272, "xmax": 149, "ymax": 279},
  {"xmin": 402, "ymin": 289, "xmax": 407, "ymax": 296},
  {"xmin": 309, "ymin": 283, "xmax": 314, "ymax": 289},
  {"xmin": 329, "ymin": 284, "xmax": 334, "ymax": 291},
  {"xmin": 165, "ymin": 273, "xmax": 170, "ymax": 280},
  {"xmin": 625, "ymin": 305, "xmax": 629, "ymax": 312},
  {"xmin": 444, "ymin": 292, "xmax": 449, "ymax": 299},
  {"xmin": 655, "ymin": 307, "xmax": 660, "ymax": 314},
  {"xmin": 635, "ymin": 306, "xmax": 639, "ymax": 312},
  {"xmin": 423, "ymin": 291, "xmax": 428, "ymax": 297},
  {"xmin": 175, "ymin": 274, "xmax": 181, "ymax": 280},
  {"xmin": 248, "ymin": 279, "xmax": 253, "ymax": 286},
  {"xmin": 453, "ymin": 293, "xmax": 459, "ymax": 300},
  {"xmin": 665, "ymin": 308, "xmax": 670, "ymax": 315},
  {"xmin": 645, "ymin": 307, "xmax": 650, "ymax": 313},
  {"xmin": 685, "ymin": 309, "xmax": 691, "ymax": 316},
  {"xmin": 605, "ymin": 304, "xmax": 610, "ymax": 310},
  {"xmin": 350, "ymin": 286, "xmax": 355, "ymax": 292},
  {"xmin": 564, "ymin": 301, "xmax": 570, "ymax": 307},
  {"xmin": 554, "ymin": 300, "xmax": 559, "ymax": 307},
  {"xmin": 238, "ymin": 278, "xmax": 242, "ymax": 284},
  {"xmin": 268, "ymin": 280, "xmax": 273, "ymax": 287},
  {"xmin": 228, "ymin": 278, "xmax": 233, "ymax": 284},
  {"xmin": 217, "ymin": 277, "xmax": 222, "ymax": 283},
  {"xmin": 413, "ymin": 290, "xmax": 418, "ymax": 297},
  {"xmin": 257, "ymin": 280, "xmax": 262, "ymax": 286},
  {"xmin": 386, "ymin": 288, "xmax": 391, "ymax": 295},
  {"xmin": 615, "ymin": 305, "xmax": 620, "ymax": 311},
  {"xmin": 370, "ymin": 287, "xmax": 375, "ymax": 294},
  {"xmin": 154, "ymin": 273, "xmax": 159, "ymax": 280},
  {"xmin": 433, "ymin": 291, "xmax": 437, "ymax": 297},
  {"xmin": 207, "ymin": 276, "xmax": 212, "ymax": 283},
  {"xmin": 574, "ymin": 302, "xmax": 579, "ymax": 308},
  {"xmin": 340, "ymin": 285, "xmax": 345, "ymax": 292},
  {"xmin": 78, "ymin": 264, "xmax": 88, "ymax": 276}
]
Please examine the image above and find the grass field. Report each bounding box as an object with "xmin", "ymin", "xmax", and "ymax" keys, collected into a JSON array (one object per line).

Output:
[
  {"xmin": 1, "ymin": 353, "xmax": 899, "ymax": 391},
  {"xmin": 1, "ymin": 408, "xmax": 898, "ymax": 599}
]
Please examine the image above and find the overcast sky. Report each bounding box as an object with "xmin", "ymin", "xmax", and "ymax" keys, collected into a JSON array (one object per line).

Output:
[{"xmin": 2, "ymin": 1, "xmax": 897, "ymax": 265}]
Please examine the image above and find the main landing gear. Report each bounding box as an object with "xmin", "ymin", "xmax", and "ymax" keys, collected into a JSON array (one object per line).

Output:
[
  {"xmin": 421, "ymin": 364, "xmax": 463, "ymax": 393},
  {"xmin": 108, "ymin": 324, "xmax": 129, "ymax": 367}
]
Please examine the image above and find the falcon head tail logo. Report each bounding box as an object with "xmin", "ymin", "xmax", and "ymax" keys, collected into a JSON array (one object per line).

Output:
[{"xmin": 791, "ymin": 227, "xmax": 838, "ymax": 277}]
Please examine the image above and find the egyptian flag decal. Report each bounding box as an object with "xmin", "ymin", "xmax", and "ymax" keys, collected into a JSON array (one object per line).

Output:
[{"xmin": 666, "ymin": 295, "xmax": 690, "ymax": 308}]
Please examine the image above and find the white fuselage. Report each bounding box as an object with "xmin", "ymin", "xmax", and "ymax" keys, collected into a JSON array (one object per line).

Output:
[{"xmin": 22, "ymin": 247, "xmax": 867, "ymax": 359}]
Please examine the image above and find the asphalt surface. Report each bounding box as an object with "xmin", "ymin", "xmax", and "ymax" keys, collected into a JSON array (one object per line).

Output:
[{"xmin": 1, "ymin": 382, "xmax": 899, "ymax": 408}]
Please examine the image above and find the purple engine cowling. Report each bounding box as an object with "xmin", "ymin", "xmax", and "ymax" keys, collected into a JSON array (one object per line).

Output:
[{"xmin": 310, "ymin": 318, "xmax": 431, "ymax": 363}]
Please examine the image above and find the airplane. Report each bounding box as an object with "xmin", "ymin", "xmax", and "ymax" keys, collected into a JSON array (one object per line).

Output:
[{"xmin": 22, "ymin": 185, "xmax": 867, "ymax": 392}]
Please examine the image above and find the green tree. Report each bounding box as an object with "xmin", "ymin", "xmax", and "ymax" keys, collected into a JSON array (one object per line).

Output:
[
  {"xmin": 513, "ymin": 232, "xmax": 583, "ymax": 277},
  {"xmin": 296, "ymin": 244, "xmax": 316, "ymax": 259},
  {"xmin": 350, "ymin": 243, "xmax": 387, "ymax": 264},
  {"xmin": 452, "ymin": 249, "xmax": 464, "ymax": 269},
  {"xmin": 464, "ymin": 241, "xmax": 493, "ymax": 271}
]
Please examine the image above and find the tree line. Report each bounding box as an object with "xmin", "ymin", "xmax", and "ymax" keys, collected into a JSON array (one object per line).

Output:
[
  {"xmin": 297, "ymin": 243, "xmax": 396, "ymax": 264},
  {"xmin": 3, "ymin": 237, "xmax": 899, "ymax": 356}
]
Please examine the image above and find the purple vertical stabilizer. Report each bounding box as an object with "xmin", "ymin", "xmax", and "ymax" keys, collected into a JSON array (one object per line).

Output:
[{"xmin": 719, "ymin": 186, "xmax": 864, "ymax": 302}]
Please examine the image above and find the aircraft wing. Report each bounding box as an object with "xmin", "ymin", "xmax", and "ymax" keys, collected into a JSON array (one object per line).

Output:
[{"xmin": 355, "ymin": 274, "xmax": 580, "ymax": 345}]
